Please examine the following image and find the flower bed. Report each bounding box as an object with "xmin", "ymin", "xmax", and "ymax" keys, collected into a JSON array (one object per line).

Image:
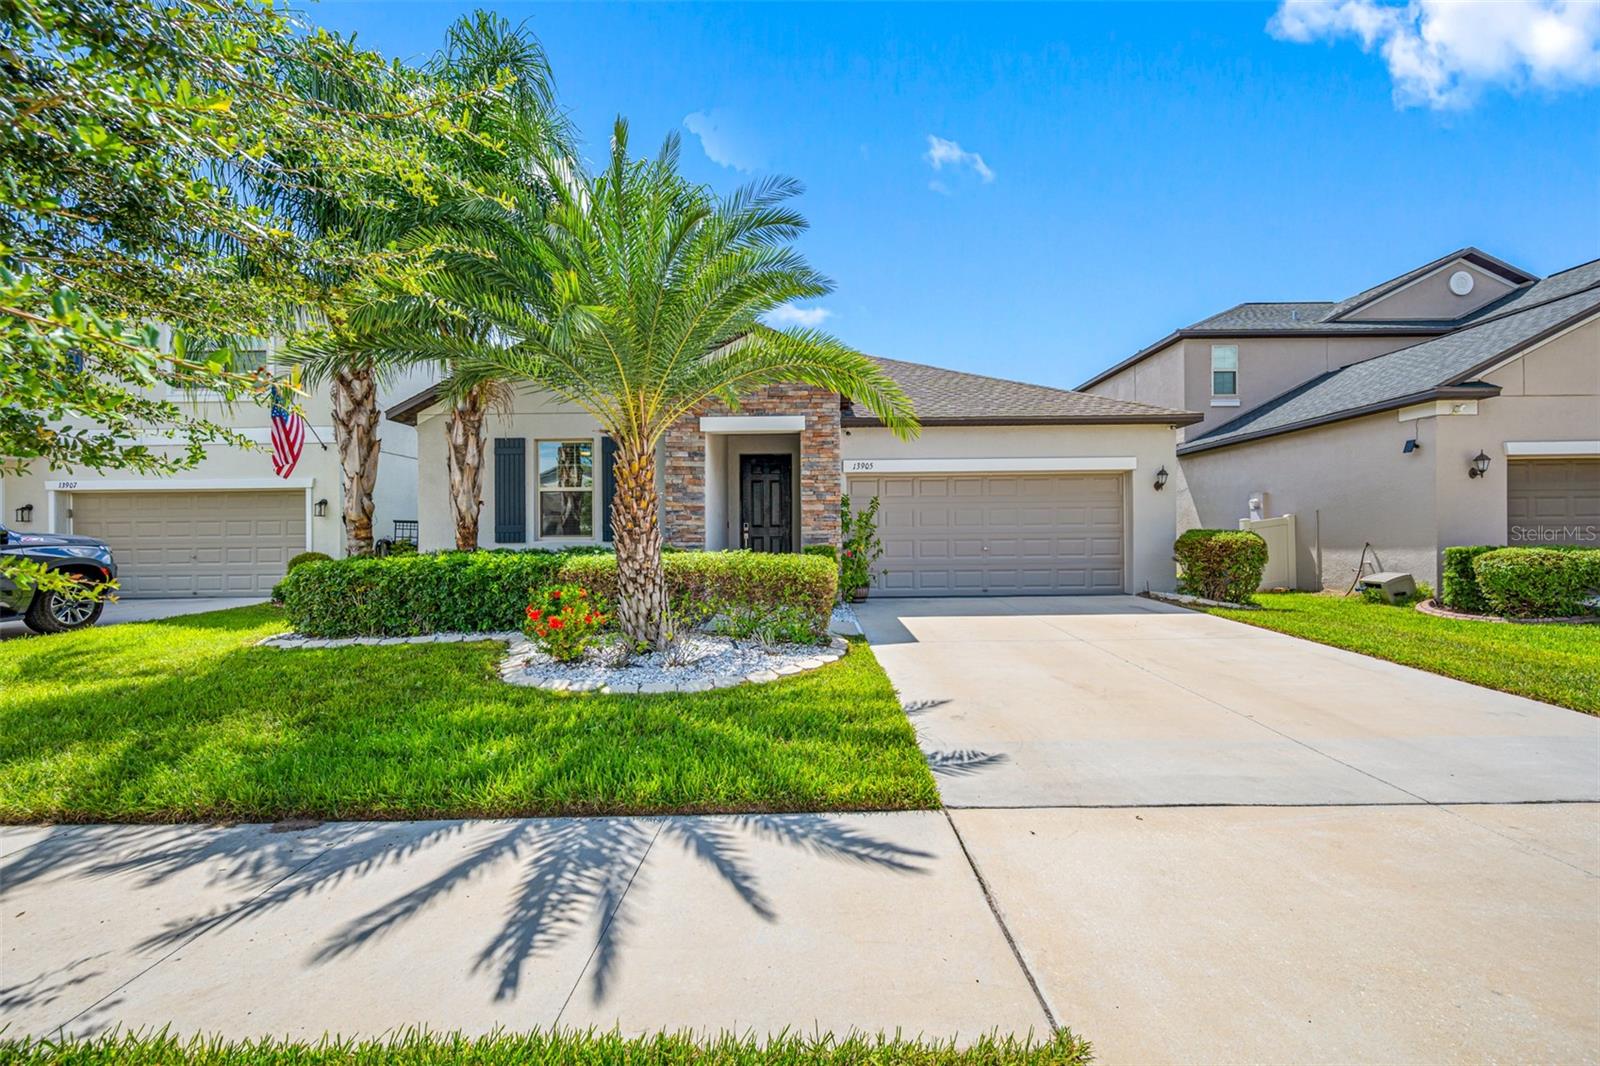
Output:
[{"xmin": 256, "ymin": 628, "xmax": 849, "ymax": 693}]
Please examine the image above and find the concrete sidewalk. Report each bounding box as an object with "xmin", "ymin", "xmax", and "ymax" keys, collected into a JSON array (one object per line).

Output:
[{"xmin": 0, "ymin": 813, "xmax": 1046, "ymax": 1043}]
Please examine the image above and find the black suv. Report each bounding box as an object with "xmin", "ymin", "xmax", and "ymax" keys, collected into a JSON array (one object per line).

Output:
[{"xmin": 0, "ymin": 525, "xmax": 118, "ymax": 633}]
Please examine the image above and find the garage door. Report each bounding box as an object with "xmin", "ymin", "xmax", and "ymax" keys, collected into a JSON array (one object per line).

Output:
[
  {"xmin": 72, "ymin": 490, "xmax": 306, "ymax": 597},
  {"xmin": 1507, "ymin": 459, "xmax": 1600, "ymax": 546},
  {"xmin": 847, "ymin": 473, "xmax": 1124, "ymax": 596}
]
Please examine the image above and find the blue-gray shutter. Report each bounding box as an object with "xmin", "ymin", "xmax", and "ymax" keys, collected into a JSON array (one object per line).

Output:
[
  {"xmin": 494, "ymin": 438, "xmax": 526, "ymax": 543},
  {"xmin": 601, "ymin": 436, "xmax": 618, "ymax": 542}
]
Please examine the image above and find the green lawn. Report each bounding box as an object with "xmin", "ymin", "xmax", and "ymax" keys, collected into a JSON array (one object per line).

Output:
[
  {"xmin": 1206, "ymin": 593, "xmax": 1600, "ymax": 714},
  {"xmin": 0, "ymin": 605, "xmax": 938, "ymax": 823},
  {"xmin": 2, "ymin": 1028, "xmax": 1092, "ymax": 1065}
]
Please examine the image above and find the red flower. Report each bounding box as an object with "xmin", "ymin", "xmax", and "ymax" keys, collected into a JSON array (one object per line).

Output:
[
  {"xmin": 526, "ymin": 607, "xmax": 543, "ymax": 621},
  {"xmin": 548, "ymin": 617, "xmax": 564, "ymax": 630},
  {"xmin": 550, "ymin": 590, "xmax": 562, "ymax": 600}
]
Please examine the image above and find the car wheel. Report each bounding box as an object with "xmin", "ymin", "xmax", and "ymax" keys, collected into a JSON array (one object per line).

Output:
[{"xmin": 23, "ymin": 583, "xmax": 105, "ymax": 634}]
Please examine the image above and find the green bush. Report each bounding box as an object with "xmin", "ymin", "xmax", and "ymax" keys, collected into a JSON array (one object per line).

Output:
[
  {"xmin": 1441, "ymin": 545, "xmax": 1497, "ymax": 613},
  {"xmin": 286, "ymin": 550, "xmax": 331, "ymax": 572},
  {"xmin": 1174, "ymin": 529, "xmax": 1269, "ymax": 604},
  {"xmin": 558, "ymin": 550, "xmax": 838, "ymax": 635},
  {"xmin": 1472, "ymin": 547, "xmax": 1600, "ymax": 618},
  {"xmin": 279, "ymin": 548, "xmax": 609, "ymax": 637},
  {"xmin": 802, "ymin": 543, "xmax": 838, "ymax": 562}
]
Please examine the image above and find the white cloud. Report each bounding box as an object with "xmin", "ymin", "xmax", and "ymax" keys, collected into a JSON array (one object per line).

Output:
[
  {"xmin": 683, "ymin": 109, "xmax": 764, "ymax": 172},
  {"xmin": 764, "ymin": 303, "xmax": 834, "ymax": 329},
  {"xmin": 1270, "ymin": 0, "xmax": 1600, "ymax": 109},
  {"xmin": 924, "ymin": 135, "xmax": 995, "ymax": 184}
]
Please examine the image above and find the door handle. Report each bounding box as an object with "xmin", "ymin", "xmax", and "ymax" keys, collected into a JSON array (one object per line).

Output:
[{"xmin": 741, "ymin": 523, "xmax": 750, "ymax": 548}]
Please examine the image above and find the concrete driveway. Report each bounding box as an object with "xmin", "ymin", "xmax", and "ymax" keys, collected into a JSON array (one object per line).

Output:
[
  {"xmin": 0, "ymin": 596, "xmax": 264, "ymax": 641},
  {"xmin": 859, "ymin": 595, "xmax": 1600, "ymax": 1063},
  {"xmin": 858, "ymin": 594, "xmax": 1600, "ymax": 807}
]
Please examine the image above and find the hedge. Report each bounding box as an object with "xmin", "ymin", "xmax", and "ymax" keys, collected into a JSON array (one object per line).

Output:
[
  {"xmin": 279, "ymin": 548, "xmax": 609, "ymax": 637},
  {"xmin": 558, "ymin": 550, "xmax": 838, "ymax": 633},
  {"xmin": 1174, "ymin": 529, "xmax": 1269, "ymax": 604},
  {"xmin": 1472, "ymin": 547, "xmax": 1600, "ymax": 618},
  {"xmin": 1440, "ymin": 545, "xmax": 1497, "ymax": 613}
]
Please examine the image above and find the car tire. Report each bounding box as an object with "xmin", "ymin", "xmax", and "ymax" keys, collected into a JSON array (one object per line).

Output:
[{"xmin": 23, "ymin": 584, "xmax": 105, "ymax": 634}]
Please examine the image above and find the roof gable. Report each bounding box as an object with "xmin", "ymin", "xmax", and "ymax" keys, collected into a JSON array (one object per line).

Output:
[{"xmin": 1326, "ymin": 249, "xmax": 1533, "ymax": 324}]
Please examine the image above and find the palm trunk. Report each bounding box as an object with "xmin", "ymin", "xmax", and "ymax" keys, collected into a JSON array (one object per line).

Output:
[
  {"xmin": 611, "ymin": 438, "xmax": 667, "ymax": 646},
  {"xmin": 330, "ymin": 364, "xmax": 379, "ymax": 556},
  {"xmin": 446, "ymin": 385, "xmax": 487, "ymax": 550}
]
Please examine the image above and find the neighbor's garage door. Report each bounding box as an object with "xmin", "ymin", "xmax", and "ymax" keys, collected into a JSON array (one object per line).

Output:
[
  {"xmin": 1507, "ymin": 459, "xmax": 1600, "ymax": 545},
  {"xmin": 847, "ymin": 473, "xmax": 1124, "ymax": 596},
  {"xmin": 72, "ymin": 490, "xmax": 305, "ymax": 597}
]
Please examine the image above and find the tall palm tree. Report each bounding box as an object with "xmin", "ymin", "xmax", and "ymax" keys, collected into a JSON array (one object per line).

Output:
[{"xmin": 347, "ymin": 120, "xmax": 918, "ymax": 644}]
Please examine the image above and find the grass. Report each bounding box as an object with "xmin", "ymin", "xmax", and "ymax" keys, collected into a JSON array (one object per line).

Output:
[
  {"xmin": 0, "ymin": 606, "xmax": 939, "ymax": 823},
  {"xmin": 1205, "ymin": 592, "xmax": 1600, "ymax": 713},
  {"xmin": 0, "ymin": 1028, "xmax": 1092, "ymax": 1065}
]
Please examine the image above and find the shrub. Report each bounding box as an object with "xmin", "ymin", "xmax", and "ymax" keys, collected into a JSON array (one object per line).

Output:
[
  {"xmin": 1472, "ymin": 547, "xmax": 1600, "ymax": 618},
  {"xmin": 524, "ymin": 584, "xmax": 610, "ymax": 662},
  {"xmin": 558, "ymin": 550, "xmax": 838, "ymax": 637},
  {"xmin": 279, "ymin": 548, "xmax": 611, "ymax": 637},
  {"xmin": 286, "ymin": 550, "xmax": 331, "ymax": 572},
  {"xmin": 802, "ymin": 543, "xmax": 838, "ymax": 562},
  {"xmin": 1174, "ymin": 529, "xmax": 1269, "ymax": 604},
  {"xmin": 840, "ymin": 494, "xmax": 884, "ymax": 595},
  {"xmin": 1441, "ymin": 545, "xmax": 1497, "ymax": 613}
]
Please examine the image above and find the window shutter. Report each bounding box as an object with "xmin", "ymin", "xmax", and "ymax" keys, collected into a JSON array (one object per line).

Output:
[
  {"xmin": 601, "ymin": 436, "xmax": 618, "ymax": 542},
  {"xmin": 494, "ymin": 438, "xmax": 526, "ymax": 543}
]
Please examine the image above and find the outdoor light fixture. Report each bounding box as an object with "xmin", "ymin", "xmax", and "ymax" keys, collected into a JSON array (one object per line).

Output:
[
  {"xmin": 1468, "ymin": 451, "xmax": 1492, "ymax": 479},
  {"xmin": 314, "ymin": 498, "xmax": 329, "ymax": 517},
  {"xmin": 1153, "ymin": 466, "xmax": 1169, "ymax": 491},
  {"xmin": 1403, "ymin": 437, "xmax": 1420, "ymax": 454},
  {"xmin": 14, "ymin": 503, "xmax": 33, "ymax": 524}
]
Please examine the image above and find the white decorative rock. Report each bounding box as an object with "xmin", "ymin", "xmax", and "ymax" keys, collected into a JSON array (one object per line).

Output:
[{"xmin": 745, "ymin": 669, "xmax": 779, "ymax": 684}]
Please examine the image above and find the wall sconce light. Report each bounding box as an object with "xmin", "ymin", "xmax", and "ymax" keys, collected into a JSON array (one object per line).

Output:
[
  {"xmin": 13, "ymin": 503, "xmax": 33, "ymax": 524},
  {"xmin": 1467, "ymin": 451, "xmax": 1492, "ymax": 479},
  {"xmin": 1153, "ymin": 466, "xmax": 1169, "ymax": 491},
  {"xmin": 313, "ymin": 498, "xmax": 329, "ymax": 518}
]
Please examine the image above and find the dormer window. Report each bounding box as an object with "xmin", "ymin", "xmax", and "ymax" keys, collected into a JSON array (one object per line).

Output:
[{"xmin": 1211, "ymin": 345, "xmax": 1238, "ymax": 397}]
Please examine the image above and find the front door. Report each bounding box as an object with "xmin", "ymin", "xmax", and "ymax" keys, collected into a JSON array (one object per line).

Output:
[{"xmin": 740, "ymin": 454, "xmax": 793, "ymax": 552}]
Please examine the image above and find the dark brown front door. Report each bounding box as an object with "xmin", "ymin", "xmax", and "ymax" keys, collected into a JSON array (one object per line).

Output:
[{"xmin": 740, "ymin": 454, "xmax": 793, "ymax": 552}]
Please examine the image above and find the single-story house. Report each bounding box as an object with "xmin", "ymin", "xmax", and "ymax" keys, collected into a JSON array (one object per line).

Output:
[
  {"xmin": 1080, "ymin": 249, "xmax": 1600, "ymax": 589},
  {"xmin": 387, "ymin": 357, "xmax": 1202, "ymax": 597},
  {"xmin": 0, "ymin": 338, "xmax": 432, "ymax": 597}
]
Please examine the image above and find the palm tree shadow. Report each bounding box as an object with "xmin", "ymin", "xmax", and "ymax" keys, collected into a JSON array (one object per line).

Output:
[
  {"xmin": 924, "ymin": 749, "xmax": 1010, "ymax": 778},
  {"xmin": 3, "ymin": 813, "xmax": 933, "ymax": 1013}
]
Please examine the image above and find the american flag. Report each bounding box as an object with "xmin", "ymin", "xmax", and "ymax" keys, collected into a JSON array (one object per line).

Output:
[{"xmin": 269, "ymin": 385, "xmax": 305, "ymax": 478}]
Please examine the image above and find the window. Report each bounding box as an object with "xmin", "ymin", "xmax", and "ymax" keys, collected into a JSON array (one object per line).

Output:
[
  {"xmin": 538, "ymin": 440, "xmax": 594, "ymax": 537},
  {"xmin": 1211, "ymin": 345, "xmax": 1238, "ymax": 397}
]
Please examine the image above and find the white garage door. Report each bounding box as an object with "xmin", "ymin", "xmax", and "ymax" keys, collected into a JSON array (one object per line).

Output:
[
  {"xmin": 1507, "ymin": 459, "xmax": 1600, "ymax": 545},
  {"xmin": 847, "ymin": 473, "xmax": 1125, "ymax": 596},
  {"xmin": 72, "ymin": 490, "xmax": 306, "ymax": 597}
]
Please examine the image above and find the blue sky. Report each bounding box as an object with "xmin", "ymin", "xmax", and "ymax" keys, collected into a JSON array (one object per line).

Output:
[{"xmin": 315, "ymin": 2, "xmax": 1599, "ymax": 390}]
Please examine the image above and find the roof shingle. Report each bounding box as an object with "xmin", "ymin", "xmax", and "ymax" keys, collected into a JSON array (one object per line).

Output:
[{"xmin": 850, "ymin": 356, "xmax": 1200, "ymax": 426}]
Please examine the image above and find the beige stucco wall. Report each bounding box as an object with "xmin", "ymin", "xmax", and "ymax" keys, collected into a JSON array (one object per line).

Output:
[
  {"xmin": 0, "ymin": 354, "xmax": 425, "ymax": 559},
  {"xmin": 1433, "ymin": 316, "xmax": 1600, "ymax": 551},
  {"xmin": 1342, "ymin": 259, "xmax": 1518, "ymax": 322},
  {"xmin": 1182, "ymin": 411, "xmax": 1442, "ymax": 590},
  {"xmin": 1085, "ymin": 339, "xmax": 1185, "ymax": 410},
  {"xmin": 841, "ymin": 423, "xmax": 1183, "ymax": 593},
  {"xmin": 1179, "ymin": 313, "xmax": 1600, "ymax": 589},
  {"xmin": 1179, "ymin": 334, "xmax": 1422, "ymax": 439}
]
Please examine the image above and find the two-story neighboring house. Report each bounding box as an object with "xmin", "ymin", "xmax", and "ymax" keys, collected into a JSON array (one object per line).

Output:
[
  {"xmin": 1080, "ymin": 248, "xmax": 1600, "ymax": 590},
  {"xmin": 0, "ymin": 339, "xmax": 432, "ymax": 597}
]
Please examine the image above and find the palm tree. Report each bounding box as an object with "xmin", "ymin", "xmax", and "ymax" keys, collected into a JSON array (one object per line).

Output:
[{"xmin": 348, "ymin": 120, "xmax": 918, "ymax": 644}]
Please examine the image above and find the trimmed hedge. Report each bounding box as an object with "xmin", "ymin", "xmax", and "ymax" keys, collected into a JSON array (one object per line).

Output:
[
  {"xmin": 1472, "ymin": 547, "xmax": 1600, "ymax": 618},
  {"xmin": 1174, "ymin": 528, "xmax": 1269, "ymax": 604},
  {"xmin": 558, "ymin": 550, "xmax": 838, "ymax": 634},
  {"xmin": 279, "ymin": 548, "xmax": 609, "ymax": 637},
  {"xmin": 286, "ymin": 550, "xmax": 331, "ymax": 572},
  {"xmin": 1440, "ymin": 545, "xmax": 1497, "ymax": 613}
]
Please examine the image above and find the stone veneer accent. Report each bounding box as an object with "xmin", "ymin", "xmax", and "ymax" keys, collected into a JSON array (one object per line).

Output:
[{"xmin": 662, "ymin": 384, "xmax": 842, "ymax": 549}]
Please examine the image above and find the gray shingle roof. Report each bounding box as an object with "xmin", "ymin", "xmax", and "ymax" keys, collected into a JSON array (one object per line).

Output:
[
  {"xmin": 1078, "ymin": 246, "xmax": 1539, "ymax": 390},
  {"xmin": 1179, "ymin": 280, "xmax": 1600, "ymax": 454},
  {"xmin": 849, "ymin": 356, "xmax": 1201, "ymax": 426}
]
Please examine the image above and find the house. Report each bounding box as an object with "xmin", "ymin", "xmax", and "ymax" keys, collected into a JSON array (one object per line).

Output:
[
  {"xmin": 1080, "ymin": 249, "xmax": 1600, "ymax": 589},
  {"xmin": 386, "ymin": 357, "xmax": 1201, "ymax": 597},
  {"xmin": 0, "ymin": 336, "xmax": 431, "ymax": 597}
]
